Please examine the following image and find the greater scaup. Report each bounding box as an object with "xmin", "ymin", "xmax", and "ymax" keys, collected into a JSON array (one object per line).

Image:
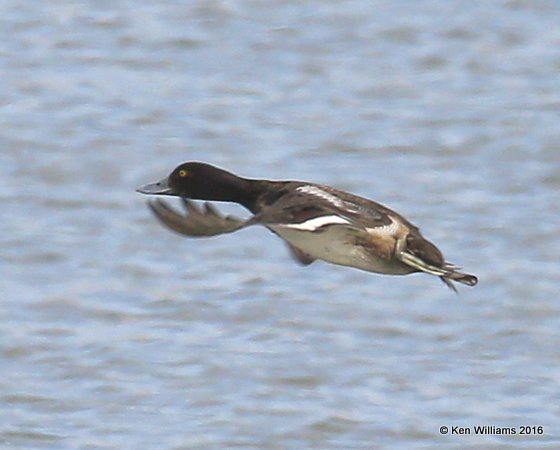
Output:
[{"xmin": 137, "ymin": 162, "xmax": 477, "ymax": 291}]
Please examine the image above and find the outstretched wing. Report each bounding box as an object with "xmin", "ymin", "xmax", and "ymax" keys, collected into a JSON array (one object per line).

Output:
[
  {"xmin": 147, "ymin": 198, "xmax": 248, "ymax": 237},
  {"xmin": 146, "ymin": 198, "xmax": 318, "ymax": 265},
  {"xmin": 253, "ymin": 188, "xmax": 375, "ymax": 231}
]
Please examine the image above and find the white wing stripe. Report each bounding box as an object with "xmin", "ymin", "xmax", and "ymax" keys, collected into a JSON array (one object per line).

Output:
[
  {"xmin": 282, "ymin": 215, "xmax": 351, "ymax": 231},
  {"xmin": 296, "ymin": 186, "xmax": 346, "ymax": 209}
]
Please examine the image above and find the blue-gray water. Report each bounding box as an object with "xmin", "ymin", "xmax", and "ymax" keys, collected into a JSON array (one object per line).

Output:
[{"xmin": 1, "ymin": 1, "xmax": 559, "ymax": 449}]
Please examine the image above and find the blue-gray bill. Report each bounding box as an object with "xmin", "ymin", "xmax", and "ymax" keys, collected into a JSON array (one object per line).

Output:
[{"xmin": 136, "ymin": 178, "xmax": 173, "ymax": 195}]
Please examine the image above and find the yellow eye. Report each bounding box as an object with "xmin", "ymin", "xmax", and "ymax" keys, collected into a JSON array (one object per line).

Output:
[{"xmin": 178, "ymin": 169, "xmax": 188, "ymax": 177}]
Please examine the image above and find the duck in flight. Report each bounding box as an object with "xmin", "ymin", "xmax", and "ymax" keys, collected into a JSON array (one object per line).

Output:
[{"xmin": 137, "ymin": 162, "xmax": 477, "ymax": 291}]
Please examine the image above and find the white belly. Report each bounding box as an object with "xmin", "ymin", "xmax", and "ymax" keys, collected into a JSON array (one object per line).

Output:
[{"xmin": 269, "ymin": 225, "xmax": 413, "ymax": 275}]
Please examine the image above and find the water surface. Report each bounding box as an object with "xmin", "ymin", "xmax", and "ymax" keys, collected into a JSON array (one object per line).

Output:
[{"xmin": 1, "ymin": 1, "xmax": 559, "ymax": 449}]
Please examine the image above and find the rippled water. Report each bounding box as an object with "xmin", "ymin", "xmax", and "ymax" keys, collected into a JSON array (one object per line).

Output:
[{"xmin": 1, "ymin": 1, "xmax": 560, "ymax": 449}]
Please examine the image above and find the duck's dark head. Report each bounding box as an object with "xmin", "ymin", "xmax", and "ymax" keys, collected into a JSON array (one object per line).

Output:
[
  {"xmin": 137, "ymin": 162, "xmax": 217, "ymax": 197},
  {"xmin": 137, "ymin": 162, "xmax": 257, "ymax": 208}
]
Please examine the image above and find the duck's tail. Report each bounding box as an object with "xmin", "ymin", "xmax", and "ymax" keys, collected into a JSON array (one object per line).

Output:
[
  {"xmin": 398, "ymin": 251, "xmax": 478, "ymax": 293},
  {"xmin": 438, "ymin": 263, "xmax": 478, "ymax": 293}
]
